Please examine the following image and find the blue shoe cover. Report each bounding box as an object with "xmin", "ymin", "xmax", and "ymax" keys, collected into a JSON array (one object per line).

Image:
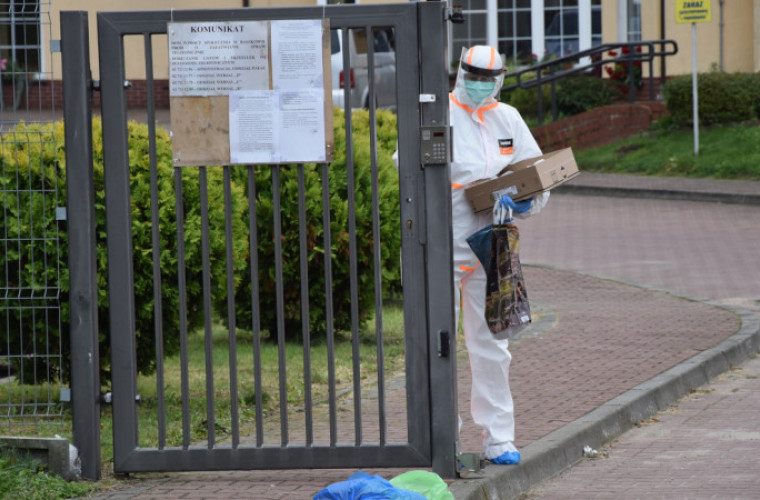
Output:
[{"xmin": 490, "ymin": 450, "xmax": 521, "ymax": 464}]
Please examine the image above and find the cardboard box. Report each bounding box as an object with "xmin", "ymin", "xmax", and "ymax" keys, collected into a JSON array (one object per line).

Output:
[{"xmin": 465, "ymin": 147, "xmax": 580, "ymax": 214}]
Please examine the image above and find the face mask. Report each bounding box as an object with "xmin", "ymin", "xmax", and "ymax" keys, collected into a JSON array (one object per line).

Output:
[{"xmin": 464, "ymin": 80, "xmax": 496, "ymax": 104}]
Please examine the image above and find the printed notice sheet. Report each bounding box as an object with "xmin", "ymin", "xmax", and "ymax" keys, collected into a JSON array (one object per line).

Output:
[
  {"xmin": 169, "ymin": 21, "xmax": 269, "ymax": 96},
  {"xmin": 230, "ymin": 88, "xmax": 325, "ymax": 164},
  {"xmin": 271, "ymin": 19, "xmax": 324, "ymax": 90},
  {"xmin": 229, "ymin": 91, "xmax": 279, "ymax": 164},
  {"xmin": 229, "ymin": 20, "xmax": 326, "ymax": 163}
]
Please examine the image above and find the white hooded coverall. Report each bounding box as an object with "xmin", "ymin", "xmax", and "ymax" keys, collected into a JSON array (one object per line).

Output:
[{"xmin": 450, "ymin": 46, "xmax": 549, "ymax": 459}]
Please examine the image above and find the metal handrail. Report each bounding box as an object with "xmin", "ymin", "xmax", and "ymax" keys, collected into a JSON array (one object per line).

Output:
[{"xmin": 502, "ymin": 39, "xmax": 678, "ymax": 125}]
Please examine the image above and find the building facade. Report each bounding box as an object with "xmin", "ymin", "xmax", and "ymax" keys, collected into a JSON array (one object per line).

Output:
[
  {"xmin": 1, "ymin": 0, "xmax": 758, "ymax": 102},
  {"xmin": 450, "ymin": 0, "xmax": 759, "ymax": 76}
]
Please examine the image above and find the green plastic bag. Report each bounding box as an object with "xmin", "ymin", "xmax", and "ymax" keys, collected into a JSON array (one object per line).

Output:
[{"xmin": 389, "ymin": 471, "xmax": 454, "ymax": 500}]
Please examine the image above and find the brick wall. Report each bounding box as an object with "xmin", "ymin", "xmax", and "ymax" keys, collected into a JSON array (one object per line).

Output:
[
  {"xmin": 1, "ymin": 79, "xmax": 171, "ymax": 110},
  {"xmin": 531, "ymin": 101, "xmax": 668, "ymax": 152},
  {"xmin": 5, "ymin": 78, "xmax": 666, "ymax": 154}
]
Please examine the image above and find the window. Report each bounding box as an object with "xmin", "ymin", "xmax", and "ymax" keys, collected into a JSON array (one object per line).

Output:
[
  {"xmin": 451, "ymin": 0, "xmax": 488, "ymax": 66},
  {"xmin": 0, "ymin": 0, "xmax": 42, "ymax": 77},
  {"xmin": 449, "ymin": 0, "xmax": 603, "ymax": 69},
  {"xmin": 497, "ymin": 0, "xmax": 532, "ymax": 64},
  {"xmin": 627, "ymin": 0, "xmax": 642, "ymax": 41},
  {"xmin": 544, "ymin": 0, "xmax": 602, "ymax": 58}
]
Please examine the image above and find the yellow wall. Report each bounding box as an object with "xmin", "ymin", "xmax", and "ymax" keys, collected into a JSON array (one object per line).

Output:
[
  {"xmin": 654, "ymin": 0, "xmax": 755, "ymax": 74},
  {"xmin": 600, "ymin": 0, "xmax": 619, "ymax": 45},
  {"xmin": 755, "ymin": 0, "xmax": 760, "ymax": 71},
  {"xmin": 50, "ymin": 0, "xmax": 317, "ymax": 80},
  {"xmin": 601, "ymin": 0, "xmax": 757, "ymax": 77},
  {"xmin": 49, "ymin": 0, "xmax": 759, "ymax": 81}
]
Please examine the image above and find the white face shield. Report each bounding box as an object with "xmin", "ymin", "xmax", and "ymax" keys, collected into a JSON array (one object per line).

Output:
[{"xmin": 453, "ymin": 46, "xmax": 505, "ymax": 108}]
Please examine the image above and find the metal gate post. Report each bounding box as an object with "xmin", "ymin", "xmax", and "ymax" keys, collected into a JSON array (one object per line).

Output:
[
  {"xmin": 97, "ymin": 11, "xmax": 141, "ymax": 467},
  {"xmin": 61, "ymin": 10, "xmax": 101, "ymax": 481},
  {"xmin": 418, "ymin": 1, "xmax": 458, "ymax": 478}
]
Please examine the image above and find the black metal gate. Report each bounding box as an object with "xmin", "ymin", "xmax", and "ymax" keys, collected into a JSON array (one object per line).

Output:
[{"xmin": 62, "ymin": 1, "xmax": 457, "ymax": 479}]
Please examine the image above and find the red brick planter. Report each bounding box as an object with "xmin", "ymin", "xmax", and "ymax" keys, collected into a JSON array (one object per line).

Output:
[{"xmin": 532, "ymin": 101, "xmax": 668, "ymax": 152}]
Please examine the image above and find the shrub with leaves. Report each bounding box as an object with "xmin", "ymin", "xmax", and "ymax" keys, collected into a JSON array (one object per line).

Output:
[
  {"xmin": 747, "ymin": 72, "xmax": 760, "ymax": 119},
  {"xmin": 0, "ymin": 119, "xmax": 247, "ymax": 382},
  {"xmin": 501, "ymin": 83, "xmax": 555, "ymax": 121},
  {"xmin": 0, "ymin": 122, "xmax": 67, "ymax": 382},
  {"xmin": 230, "ymin": 108, "xmax": 401, "ymax": 341},
  {"xmin": 555, "ymin": 74, "xmax": 614, "ymax": 116},
  {"xmin": 664, "ymin": 71, "xmax": 759, "ymax": 127},
  {"xmin": 502, "ymin": 73, "xmax": 613, "ymax": 121}
]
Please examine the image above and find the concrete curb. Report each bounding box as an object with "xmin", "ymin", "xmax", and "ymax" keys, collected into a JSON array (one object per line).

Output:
[
  {"xmin": 0, "ymin": 436, "xmax": 75, "ymax": 480},
  {"xmin": 449, "ymin": 293, "xmax": 760, "ymax": 500},
  {"xmin": 557, "ymin": 183, "xmax": 760, "ymax": 206}
]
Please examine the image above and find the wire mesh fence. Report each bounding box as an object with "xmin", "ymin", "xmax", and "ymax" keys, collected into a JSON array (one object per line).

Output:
[{"xmin": 1, "ymin": 0, "xmax": 66, "ymax": 436}]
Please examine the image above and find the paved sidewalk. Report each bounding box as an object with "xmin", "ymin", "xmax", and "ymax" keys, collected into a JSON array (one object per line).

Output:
[
  {"xmin": 560, "ymin": 171, "xmax": 760, "ymax": 205},
  {"xmin": 528, "ymin": 353, "xmax": 760, "ymax": 499},
  {"xmin": 83, "ymin": 174, "xmax": 760, "ymax": 499}
]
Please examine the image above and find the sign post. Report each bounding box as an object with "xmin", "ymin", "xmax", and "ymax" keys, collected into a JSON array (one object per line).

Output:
[{"xmin": 675, "ymin": 0, "xmax": 712, "ymax": 155}]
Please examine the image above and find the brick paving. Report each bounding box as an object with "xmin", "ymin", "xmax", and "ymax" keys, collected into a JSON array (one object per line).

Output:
[
  {"xmin": 82, "ymin": 178, "xmax": 760, "ymax": 499},
  {"xmin": 459, "ymin": 267, "xmax": 739, "ymax": 454},
  {"xmin": 528, "ymin": 353, "xmax": 760, "ymax": 500},
  {"xmin": 518, "ymin": 193, "xmax": 760, "ymax": 302}
]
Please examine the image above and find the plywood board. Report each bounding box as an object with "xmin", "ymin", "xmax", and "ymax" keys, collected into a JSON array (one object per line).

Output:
[{"xmin": 170, "ymin": 96, "xmax": 230, "ymax": 166}]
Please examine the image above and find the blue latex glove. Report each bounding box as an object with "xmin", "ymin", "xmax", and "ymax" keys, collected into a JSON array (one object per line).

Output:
[{"xmin": 499, "ymin": 195, "xmax": 533, "ymax": 214}]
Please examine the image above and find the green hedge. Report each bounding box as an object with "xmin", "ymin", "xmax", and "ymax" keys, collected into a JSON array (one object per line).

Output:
[
  {"xmin": 664, "ymin": 72, "xmax": 760, "ymax": 126},
  {"xmin": 502, "ymin": 74, "xmax": 614, "ymax": 120},
  {"xmin": 1, "ymin": 119, "xmax": 247, "ymax": 382},
  {"xmin": 554, "ymin": 74, "xmax": 615, "ymax": 116},
  {"xmin": 2, "ymin": 108, "xmax": 402, "ymax": 382},
  {"xmin": 231, "ymin": 107, "xmax": 401, "ymax": 341},
  {"xmin": 1, "ymin": 122, "xmax": 69, "ymax": 382}
]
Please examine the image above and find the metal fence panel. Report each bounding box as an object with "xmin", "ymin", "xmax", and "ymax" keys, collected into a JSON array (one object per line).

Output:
[
  {"xmin": 63, "ymin": 1, "xmax": 455, "ymax": 476},
  {"xmin": 1, "ymin": 0, "xmax": 65, "ymax": 437}
]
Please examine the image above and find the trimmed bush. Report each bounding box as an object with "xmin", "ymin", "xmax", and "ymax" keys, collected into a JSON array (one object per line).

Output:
[
  {"xmin": 0, "ymin": 119, "xmax": 247, "ymax": 382},
  {"xmin": 502, "ymin": 73, "xmax": 613, "ymax": 120},
  {"xmin": 664, "ymin": 72, "xmax": 759, "ymax": 126},
  {"xmin": 501, "ymin": 84, "xmax": 554, "ymax": 120},
  {"xmin": 744, "ymin": 72, "xmax": 760, "ymax": 119},
  {"xmin": 555, "ymin": 74, "xmax": 614, "ymax": 116},
  {"xmin": 230, "ymin": 107, "xmax": 401, "ymax": 341},
  {"xmin": 3, "ymin": 107, "xmax": 403, "ymax": 382},
  {"xmin": 0, "ymin": 122, "xmax": 68, "ymax": 382}
]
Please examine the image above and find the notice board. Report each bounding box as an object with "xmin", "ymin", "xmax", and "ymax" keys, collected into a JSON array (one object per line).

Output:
[{"xmin": 168, "ymin": 19, "xmax": 334, "ymax": 166}]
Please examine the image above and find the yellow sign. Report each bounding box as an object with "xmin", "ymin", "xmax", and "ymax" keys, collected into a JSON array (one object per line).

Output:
[{"xmin": 676, "ymin": 0, "xmax": 712, "ymax": 23}]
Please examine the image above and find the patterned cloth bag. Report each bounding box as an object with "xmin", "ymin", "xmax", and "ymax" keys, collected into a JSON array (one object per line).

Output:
[{"xmin": 483, "ymin": 198, "xmax": 531, "ymax": 339}]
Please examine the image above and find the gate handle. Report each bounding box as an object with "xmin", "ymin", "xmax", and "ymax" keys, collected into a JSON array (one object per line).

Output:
[{"xmin": 437, "ymin": 330, "xmax": 450, "ymax": 358}]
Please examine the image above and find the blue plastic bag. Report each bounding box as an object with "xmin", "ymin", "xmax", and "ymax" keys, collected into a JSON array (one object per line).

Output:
[
  {"xmin": 313, "ymin": 471, "xmax": 427, "ymax": 499},
  {"xmin": 466, "ymin": 196, "xmax": 533, "ymax": 271}
]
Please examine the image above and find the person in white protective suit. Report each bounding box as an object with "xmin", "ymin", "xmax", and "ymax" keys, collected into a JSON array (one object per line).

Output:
[{"xmin": 450, "ymin": 45, "xmax": 550, "ymax": 465}]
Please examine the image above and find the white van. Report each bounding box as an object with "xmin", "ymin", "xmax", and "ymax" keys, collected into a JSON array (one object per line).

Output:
[{"xmin": 331, "ymin": 29, "xmax": 396, "ymax": 110}]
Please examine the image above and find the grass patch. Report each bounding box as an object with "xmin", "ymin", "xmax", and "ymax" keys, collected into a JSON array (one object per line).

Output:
[
  {"xmin": 0, "ymin": 449, "xmax": 96, "ymax": 499},
  {"xmin": 573, "ymin": 121, "xmax": 760, "ymax": 180},
  {"xmin": 99, "ymin": 302, "xmax": 406, "ymax": 463},
  {"xmin": 2, "ymin": 301, "xmax": 407, "ymax": 478}
]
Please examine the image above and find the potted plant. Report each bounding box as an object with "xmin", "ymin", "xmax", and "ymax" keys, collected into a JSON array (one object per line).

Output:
[{"xmin": 604, "ymin": 46, "xmax": 643, "ymax": 96}]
